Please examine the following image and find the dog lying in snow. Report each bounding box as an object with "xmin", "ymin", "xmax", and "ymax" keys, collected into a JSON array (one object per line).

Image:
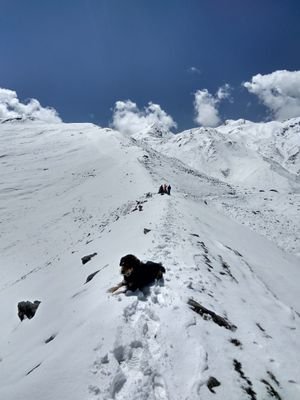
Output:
[{"xmin": 109, "ymin": 254, "xmax": 165, "ymax": 293}]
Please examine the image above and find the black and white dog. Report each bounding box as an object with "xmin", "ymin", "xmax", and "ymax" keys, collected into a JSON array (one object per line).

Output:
[{"xmin": 109, "ymin": 254, "xmax": 165, "ymax": 293}]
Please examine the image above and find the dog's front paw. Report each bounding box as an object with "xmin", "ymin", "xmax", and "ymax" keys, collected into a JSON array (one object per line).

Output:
[{"xmin": 107, "ymin": 286, "xmax": 118, "ymax": 293}]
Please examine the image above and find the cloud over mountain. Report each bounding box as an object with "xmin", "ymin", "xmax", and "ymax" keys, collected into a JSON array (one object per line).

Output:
[
  {"xmin": 244, "ymin": 70, "xmax": 300, "ymax": 120},
  {"xmin": 0, "ymin": 88, "xmax": 61, "ymax": 123},
  {"xmin": 111, "ymin": 100, "xmax": 177, "ymax": 135},
  {"xmin": 194, "ymin": 84, "xmax": 231, "ymax": 127}
]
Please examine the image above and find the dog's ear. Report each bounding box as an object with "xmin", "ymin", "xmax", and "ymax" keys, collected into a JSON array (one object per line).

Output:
[
  {"xmin": 125, "ymin": 254, "xmax": 140, "ymax": 267},
  {"xmin": 120, "ymin": 255, "xmax": 129, "ymax": 266}
]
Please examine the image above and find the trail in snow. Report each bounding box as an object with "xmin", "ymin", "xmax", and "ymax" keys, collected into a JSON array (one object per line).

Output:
[
  {"xmin": 0, "ymin": 121, "xmax": 299, "ymax": 400},
  {"xmin": 87, "ymin": 142, "xmax": 300, "ymax": 400}
]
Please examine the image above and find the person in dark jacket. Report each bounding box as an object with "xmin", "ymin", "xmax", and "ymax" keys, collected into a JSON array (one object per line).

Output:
[
  {"xmin": 158, "ymin": 184, "xmax": 164, "ymax": 195},
  {"xmin": 167, "ymin": 185, "xmax": 171, "ymax": 195}
]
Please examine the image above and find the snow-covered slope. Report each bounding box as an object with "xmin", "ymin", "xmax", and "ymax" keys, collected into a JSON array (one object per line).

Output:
[
  {"xmin": 142, "ymin": 118, "xmax": 300, "ymax": 256},
  {"xmin": 0, "ymin": 119, "xmax": 299, "ymax": 400},
  {"xmin": 156, "ymin": 118, "xmax": 300, "ymax": 189}
]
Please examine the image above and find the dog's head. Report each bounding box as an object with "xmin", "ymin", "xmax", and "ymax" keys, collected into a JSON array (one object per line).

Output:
[
  {"xmin": 120, "ymin": 254, "xmax": 140, "ymax": 268},
  {"xmin": 119, "ymin": 254, "xmax": 141, "ymax": 278}
]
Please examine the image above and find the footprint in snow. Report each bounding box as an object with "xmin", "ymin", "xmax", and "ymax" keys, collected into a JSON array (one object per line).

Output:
[{"xmin": 153, "ymin": 374, "xmax": 169, "ymax": 400}]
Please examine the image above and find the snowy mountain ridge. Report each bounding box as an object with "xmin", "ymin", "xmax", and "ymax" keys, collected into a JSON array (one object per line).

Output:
[
  {"xmin": 148, "ymin": 117, "xmax": 300, "ymax": 188},
  {"xmin": 0, "ymin": 118, "xmax": 299, "ymax": 400}
]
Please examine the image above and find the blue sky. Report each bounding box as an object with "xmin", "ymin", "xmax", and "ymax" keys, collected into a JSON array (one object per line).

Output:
[{"xmin": 1, "ymin": 0, "xmax": 300, "ymax": 131}]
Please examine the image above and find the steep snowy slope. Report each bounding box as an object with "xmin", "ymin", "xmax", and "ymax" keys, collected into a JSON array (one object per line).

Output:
[
  {"xmin": 0, "ymin": 120, "xmax": 299, "ymax": 400},
  {"xmin": 139, "ymin": 119, "xmax": 300, "ymax": 256},
  {"xmin": 157, "ymin": 118, "xmax": 300, "ymax": 188}
]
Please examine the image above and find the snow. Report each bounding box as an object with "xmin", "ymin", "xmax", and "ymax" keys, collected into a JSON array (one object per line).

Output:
[{"xmin": 0, "ymin": 118, "xmax": 299, "ymax": 400}]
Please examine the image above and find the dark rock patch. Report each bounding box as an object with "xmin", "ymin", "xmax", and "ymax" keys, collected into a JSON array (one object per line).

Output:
[
  {"xmin": 256, "ymin": 322, "xmax": 265, "ymax": 332},
  {"xmin": 131, "ymin": 200, "xmax": 146, "ymax": 212},
  {"xmin": 190, "ymin": 233, "xmax": 200, "ymax": 237},
  {"xmin": 233, "ymin": 359, "xmax": 256, "ymax": 400},
  {"xmin": 270, "ymin": 189, "xmax": 279, "ymax": 193},
  {"xmin": 225, "ymin": 245, "xmax": 243, "ymax": 257},
  {"xmin": 188, "ymin": 298, "xmax": 237, "ymax": 331},
  {"xmin": 261, "ymin": 379, "xmax": 282, "ymax": 400},
  {"xmin": 203, "ymin": 254, "xmax": 213, "ymax": 269},
  {"xmin": 81, "ymin": 253, "xmax": 97, "ymax": 265},
  {"xmin": 18, "ymin": 300, "xmax": 41, "ymax": 321},
  {"xmin": 198, "ymin": 241, "xmax": 209, "ymax": 254},
  {"xmin": 45, "ymin": 334, "xmax": 56, "ymax": 344},
  {"xmin": 85, "ymin": 270, "xmax": 100, "ymax": 284},
  {"xmin": 144, "ymin": 228, "xmax": 151, "ymax": 234},
  {"xmin": 219, "ymin": 256, "xmax": 238, "ymax": 283},
  {"xmin": 26, "ymin": 363, "xmax": 42, "ymax": 376},
  {"xmin": 207, "ymin": 376, "xmax": 221, "ymax": 393},
  {"xmin": 256, "ymin": 322, "xmax": 272, "ymax": 338},
  {"xmin": 230, "ymin": 338, "xmax": 242, "ymax": 348},
  {"xmin": 267, "ymin": 371, "xmax": 280, "ymax": 387}
]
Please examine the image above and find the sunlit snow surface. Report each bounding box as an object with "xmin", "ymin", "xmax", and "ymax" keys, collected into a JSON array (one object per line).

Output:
[{"xmin": 0, "ymin": 118, "xmax": 299, "ymax": 400}]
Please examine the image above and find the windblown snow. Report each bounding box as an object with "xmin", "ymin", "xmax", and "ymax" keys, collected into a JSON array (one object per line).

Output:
[{"xmin": 0, "ymin": 117, "xmax": 299, "ymax": 400}]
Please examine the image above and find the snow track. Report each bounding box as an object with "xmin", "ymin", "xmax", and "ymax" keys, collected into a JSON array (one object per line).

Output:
[{"xmin": 0, "ymin": 120, "xmax": 299, "ymax": 400}]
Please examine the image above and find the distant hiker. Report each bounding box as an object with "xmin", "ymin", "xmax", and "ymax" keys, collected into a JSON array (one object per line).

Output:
[
  {"xmin": 167, "ymin": 185, "xmax": 171, "ymax": 195},
  {"xmin": 158, "ymin": 184, "xmax": 164, "ymax": 195},
  {"xmin": 163, "ymin": 183, "xmax": 168, "ymax": 193}
]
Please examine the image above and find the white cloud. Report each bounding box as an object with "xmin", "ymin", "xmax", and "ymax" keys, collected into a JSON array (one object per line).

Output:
[
  {"xmin": 216, "ymin": 83, "xmax": 231, "ymax": 100},
  {"xmin": 194, "ymin": 84, "xmax": 231, "ymax": 127},
  {"xmin": 243, "ymin": 70, "xmax": 300, "ymax": 120},
  {"xmin": 188, "ymin": 66, "xmax": 201, "ymax": 75},
  {"xmin": 0, "ymin": 88, "xmax": 61, "ymax": 123},
  {"xmin": 111, "ymin": 100, "xmax": 177, "ymax": 135}
]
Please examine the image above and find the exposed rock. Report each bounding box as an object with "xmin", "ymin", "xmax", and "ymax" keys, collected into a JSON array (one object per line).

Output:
[
  {"xmin": 261, "ymin": 379, "xmax": 282, "ymax": 400},
  {"xmin": 17, "ymin": 300, "xmax": 41, "ymax": 321},
  {"xmin": 230, "ymin": 338, "xmax": 242, "ymax": 348},
  {"xmin": 26, "ymin": 363, "xmax": 41, "ymax": 376},
  {"xmin": 267, "ymin": 370, "xmax": 280, "ymax": 387},
  {"xmin": 144, "ymin": 228, "xmax": 151, "ymax": 234},
  {"xmin": 45, "ymin": 334, "xmax": 56, "ymax": 344},
  {"xmin": 85, "ymin": 270, "xmax": 100, "ymax": 283},
  {"xmin": 207, "ymin": 376, "xmax": 221, "ymax": 393},
  {"xmin": 81, "ymin": 252, "xmax": 97, "ymax": 265},
  {"xmin": 233, "ymin": 359, "xmax": 256, "ymax": 400},
  {"xmin": 188, "ymin": 298, "xmax": 237, "ymax": 331}
]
